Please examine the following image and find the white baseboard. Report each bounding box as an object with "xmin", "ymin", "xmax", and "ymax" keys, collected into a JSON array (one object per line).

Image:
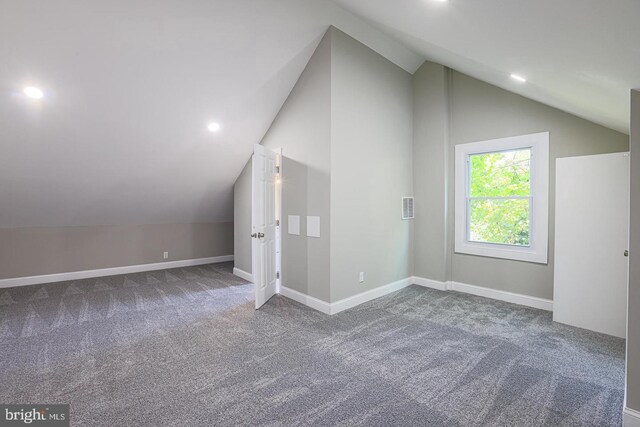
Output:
[
  {"xmin": 0, "ymin": 255, "xmax": 234, "ymax": 289},
  {"xmin": 280, "ymin": 275, "xmax": 552, "ymax": 315},
  {"xmin": 449, "ymin": 281, "xmax": 553, "ymax": 311},
  {"xmin": 330, "ymin": 277, "xmax": 412, "ymax": 315},
  {"xmin": 411, "ymin": 276, "xmax": 448, "ymax": 291},
  {"xmin": 279, "ymin": 286, "xmax": 332, "ymax": 315},
  {"xmin": 411, "ymin": 276, "xmax": 553, "ymax": 311},
  {"xmin": 233, "ymin": 267, "xmax": 253, "ymax": 283},
  {"xmin": 279, "ymin": 275, "xmax": 553, "ymax": 315},
  {"xmin": 625, "ymin": 407, "xmax": 640, "ymax": 427},
  {"xmin": 280, "ymin": 277, "xmax": 412, "ymax": 315}
]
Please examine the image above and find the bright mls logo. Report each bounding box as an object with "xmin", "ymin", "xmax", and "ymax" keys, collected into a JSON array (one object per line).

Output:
[{"xmin": 0, "ymin": 405, "xmax": 69, "ymax": 426}]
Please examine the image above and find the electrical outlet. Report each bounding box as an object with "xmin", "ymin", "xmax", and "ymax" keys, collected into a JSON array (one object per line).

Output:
[
  {"xmin": 359, "ymin": 272, "xmax": 364, "ymax": 283},
  {"xmin": 163, "ymin": 251, "xmax": 169, "ymax": 259}
]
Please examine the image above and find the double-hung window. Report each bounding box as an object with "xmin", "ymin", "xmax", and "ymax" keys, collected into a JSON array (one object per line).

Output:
[{"xmin": 454, "ymin": 132, "xmax": 549, "ymax": 263}]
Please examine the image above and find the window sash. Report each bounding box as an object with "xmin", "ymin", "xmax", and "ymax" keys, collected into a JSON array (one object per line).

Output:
[
  {"xmin": 465, "ymin": 196, "xmax": 533, "ymax": 247},
  {"xmin": 465, "ymin": 149, "xmax": 534, "ymax": 248},
  {"xmin": 467, "ymin": 148, "xmax": 532, "ymax": 199}
]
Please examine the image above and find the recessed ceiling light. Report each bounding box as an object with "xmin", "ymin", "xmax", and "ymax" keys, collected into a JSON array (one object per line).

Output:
[
  {"xmin": 23, "ymin": 86, "xmax": 44, "ymax": 99},
  {"xmin": 207, "ymin": 122, "xmax": 221, "ymax": 132},
  {"xmin": 510, "ymin": 74, "xmax": 527, "ymax": 83}
]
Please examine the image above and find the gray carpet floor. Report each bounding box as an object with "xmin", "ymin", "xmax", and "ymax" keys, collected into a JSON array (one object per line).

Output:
[{"xmin": 0, "ymin": 262, "xmax": 625, "ymax": 426}]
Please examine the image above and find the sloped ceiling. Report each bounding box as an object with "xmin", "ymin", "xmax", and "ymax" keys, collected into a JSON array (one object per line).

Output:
[
  {"xmin": 0, "ymin": 0, "xmax": 421, "ymax": 227},
  {"xmin": 332, "ymin": 0, "xmax": 639, "ymax": 134},
  {"xmin": 2, "ymin": 0, "xmax": 635, "ymax": 228}
]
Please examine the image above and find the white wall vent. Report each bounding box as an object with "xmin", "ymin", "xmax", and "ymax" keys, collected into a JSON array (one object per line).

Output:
[{"xmin": 402, "ymin": 197, "xmax": 414, "ymax": 220}]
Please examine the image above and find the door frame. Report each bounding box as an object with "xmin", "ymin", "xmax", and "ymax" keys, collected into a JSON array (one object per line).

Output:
[{"xmin": 274, "ymin": 147, "xmax": 282, "ymax": 294}]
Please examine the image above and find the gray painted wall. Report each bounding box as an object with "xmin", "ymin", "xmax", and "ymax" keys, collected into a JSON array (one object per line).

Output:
[
  {"xmin": 234, "ymin": 37, "xmax": 629, "ymax": 306},
  {"xmin": 412, "ymin": 62, "xmax": 450, "ymax": 283},
  {"xmin": 233, "ymin": 158, "xmax": 253, "ymax": 275},
  {"xmin": 232, "ymin": 27, "xmax": 413, "ymax": 303},
  {"xmin": 627, "ymin": 89, "xmax": 640, "ymax": 412},
  {"xmin": 0, "ymin": 222, "xmax": 233, "ymax": 279},
  {"xmin": 329, "ymin": 28, "xmax": 413, "ymax": 302},
  {"xmin": 256, "ymin": 29, "xmax": 332, "ymax": 302},
  {"xmin": 446, "ymin": 71, "xmax": 629, "ymax": 300}
]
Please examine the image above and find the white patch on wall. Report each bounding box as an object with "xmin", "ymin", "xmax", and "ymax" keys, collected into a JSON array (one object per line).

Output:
[
  {"xmin": 287, "ymin": 215, "xmax": 300, "ymax": 235},
  {"xmin": 402, "ymin": 197, "xmax": 414, "ymax": 220},
  {"xmin": 307, "ymin": 216, "xmax": 320, "ymax": 238}
]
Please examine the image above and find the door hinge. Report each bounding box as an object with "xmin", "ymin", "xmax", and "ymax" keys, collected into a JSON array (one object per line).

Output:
[
  {"xmin": 276, "ymin": 272, "xmax": 280, "ymax": 279},
  {"xmin": 276, "ymin": 219, "xmax": 280, "ymax": 226},
  {"xmin": 276, "ymin": 166, "xmax": 280, "ymax": 173}
]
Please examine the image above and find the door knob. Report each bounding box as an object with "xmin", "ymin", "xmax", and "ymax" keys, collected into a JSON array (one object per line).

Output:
[
  {"xmin": 257, "ymin": 232, "xmax": 265, "ymax": 238},
  {"xmin": 251, "ymin": 233, "xmax": 257, "ymax": 238},
  {"xmin": 625, "ymin": 250, "xmax": 629, "ymax": 257}
]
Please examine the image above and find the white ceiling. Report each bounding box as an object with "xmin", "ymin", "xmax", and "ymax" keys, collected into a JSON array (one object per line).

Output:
[
  {"xmin": 2, "ymin": 0, "xmax": 636, "ymax": 228},
  {"xmin": 0, "ymin": 0, "xmax": 420, "ymax": 227},
  {"xmin": 333, "ymin": 0, "xmax": 639, "ymax": 134}
]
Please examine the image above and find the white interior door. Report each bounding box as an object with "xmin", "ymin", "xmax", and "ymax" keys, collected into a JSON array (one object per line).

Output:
[
  {"xmin": 252, "ymin": 144, "xmax": 278, "ymax": 309},
  {"xmin": 553, "ymin": 152, "xmax": 630, "ymax": 338}
]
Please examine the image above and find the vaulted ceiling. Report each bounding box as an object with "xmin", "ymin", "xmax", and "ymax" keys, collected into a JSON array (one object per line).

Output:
[
  {"xmin": 334, "ymin": 0, "xmax": 639, "ymax": 134},
  {"xmin": 1, "ymin": 0, "xmax": 636, "ymax": 228},
  {"xmin": 0, "ymin": 0, "xmax": 420, "ymax": 227}
]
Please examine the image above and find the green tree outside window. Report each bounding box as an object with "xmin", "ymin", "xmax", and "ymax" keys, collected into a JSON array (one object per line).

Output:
[{"xmin": 468, "ymin": 148, "xmax": 531, "ymax": 246}]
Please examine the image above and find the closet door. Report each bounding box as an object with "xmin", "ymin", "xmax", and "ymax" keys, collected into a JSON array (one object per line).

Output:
[{"xmin": 553, "ymin": 152, "xmax": 629, "ymax": 338}]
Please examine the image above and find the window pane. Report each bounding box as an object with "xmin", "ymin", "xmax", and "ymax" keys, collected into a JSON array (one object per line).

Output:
[
  {"xmin": 469, "ymin": 198, "xmax": 530, "ymax": 246},
  {"xmin": 469, "ymin": 149, "xmax": 531, "ymax": 197}
]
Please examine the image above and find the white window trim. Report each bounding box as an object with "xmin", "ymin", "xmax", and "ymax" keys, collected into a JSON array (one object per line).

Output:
[{"xmin": 454, "ymin": 132, "xmax": 549, "ymax": 264}]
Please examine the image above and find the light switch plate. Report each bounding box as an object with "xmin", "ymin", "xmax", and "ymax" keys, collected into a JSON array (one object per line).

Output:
[
  {"xmin": 288, "ymin": 215, "xmax": 300, "ymax": 235},
  {"xmin": 307, "ymin": 216, "xmax": 320, "ymax": 238}
]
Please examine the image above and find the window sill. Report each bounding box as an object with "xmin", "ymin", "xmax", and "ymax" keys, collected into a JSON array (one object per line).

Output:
[{"xmin": 455, "ymin": 241, "xmax": 548, "ymax": 264}]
